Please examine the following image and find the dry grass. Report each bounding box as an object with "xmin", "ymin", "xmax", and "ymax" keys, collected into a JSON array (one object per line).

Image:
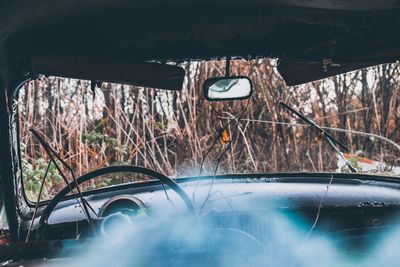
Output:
[{"xmin": 16, "ymin": 59, "xmax": 400, "ymax": 201}]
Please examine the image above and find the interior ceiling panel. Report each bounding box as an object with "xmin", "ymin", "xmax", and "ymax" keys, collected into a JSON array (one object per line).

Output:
[{"xmin": 1, "ymin": 0, "xmax": 400, "ymax": 85}]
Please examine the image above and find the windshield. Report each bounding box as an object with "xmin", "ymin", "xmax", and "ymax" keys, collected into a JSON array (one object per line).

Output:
[{"xmin": 16, "ymin": 59, "xmax": 400, "ymax": 201}]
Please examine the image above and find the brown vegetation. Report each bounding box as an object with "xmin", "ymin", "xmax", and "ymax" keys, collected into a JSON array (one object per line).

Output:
[{"xmin": 17, "ymin": 59, "xmax": 400, "ymax": 201}]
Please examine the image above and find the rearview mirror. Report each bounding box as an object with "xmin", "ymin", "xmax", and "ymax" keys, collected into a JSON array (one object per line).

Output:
[{"xmin": 203, "ymin": 77, "xmax": 252, "ymax": 101}]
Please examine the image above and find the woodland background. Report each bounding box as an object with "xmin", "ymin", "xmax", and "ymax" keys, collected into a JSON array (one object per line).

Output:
[{"xmin": 17, "ymin": 59, "xmax": 400, "ymax": 200}]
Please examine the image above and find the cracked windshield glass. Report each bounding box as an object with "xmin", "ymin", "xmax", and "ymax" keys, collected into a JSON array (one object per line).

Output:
[{"xmin": 17, "ymin": 59, "xmax": 400, "ymax": 201}]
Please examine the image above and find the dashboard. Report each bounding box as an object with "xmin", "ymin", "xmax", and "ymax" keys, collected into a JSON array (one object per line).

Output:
[{"xmin": 13, "ymin": 175, "xmax": 400, "ymax": 265}]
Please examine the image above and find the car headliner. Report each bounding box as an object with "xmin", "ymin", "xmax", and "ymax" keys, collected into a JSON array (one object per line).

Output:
[{"xmin": 0, "ymin": 0, "xmax": 400, "ymax": 87}]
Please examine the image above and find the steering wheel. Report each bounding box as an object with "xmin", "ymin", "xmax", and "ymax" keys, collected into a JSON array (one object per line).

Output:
[{"xmin": 37, "ymin": 165, "xmax": 195, "ymax": 237}]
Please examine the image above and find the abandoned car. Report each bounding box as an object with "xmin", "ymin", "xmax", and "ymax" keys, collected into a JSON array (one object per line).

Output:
[{"xmin": 0, "ymin": 1, "xmax": 400, "ymax": 266}]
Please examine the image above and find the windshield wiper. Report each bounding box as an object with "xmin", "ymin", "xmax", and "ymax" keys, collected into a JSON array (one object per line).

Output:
[
  {"xmin": 279, "ymin": 102, "xmax": 357, "ymax": 173},
  {"xmin": 26, "ymin": 129, "xmax": 97, "ymax": 240}
]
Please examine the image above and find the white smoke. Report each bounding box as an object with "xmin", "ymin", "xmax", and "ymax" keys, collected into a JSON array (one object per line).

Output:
[{"xmin": 45, "ymin": 208, "xmax": 400, "ymax": 267}]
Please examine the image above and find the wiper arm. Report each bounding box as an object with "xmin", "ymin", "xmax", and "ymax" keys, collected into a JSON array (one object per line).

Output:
[
  {"xmin": 280, "ymin": 102, "xmax": 348, "ymax": 151},
  {"xmin": 28, "ymin": 129, "xmax": 97, "ymax": 238},
  {"xmin": 279, "ymin": 102, "xmax": 357, "ymax": 173}
]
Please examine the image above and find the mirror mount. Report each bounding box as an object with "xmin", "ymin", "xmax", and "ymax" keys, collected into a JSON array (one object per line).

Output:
[{"xmin": 225, "ymin": 56, "xmax": 231, "ymax": 78}]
